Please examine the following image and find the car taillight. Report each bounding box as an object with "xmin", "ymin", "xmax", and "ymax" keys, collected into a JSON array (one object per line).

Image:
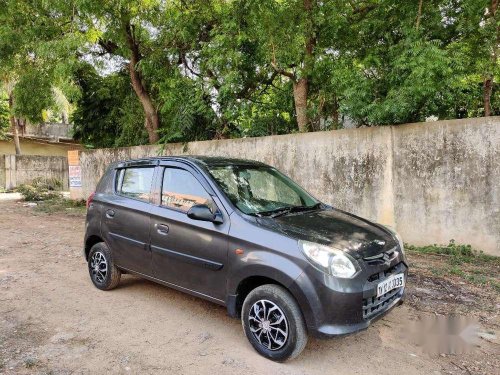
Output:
[{"xmin": 86, "ymin": 192, "xmax": 96, "ymax": 209}]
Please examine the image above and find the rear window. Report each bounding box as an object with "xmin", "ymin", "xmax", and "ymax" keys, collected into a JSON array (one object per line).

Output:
[{"xmin": 116, "ymin": 167, "xmax": 154, "ymax": 202}]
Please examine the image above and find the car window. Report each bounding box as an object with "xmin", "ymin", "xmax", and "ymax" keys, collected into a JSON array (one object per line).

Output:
[
  {"xmin": 118, "ymin": 167, "xmax": 154, "ymax": 202},
  {"xmin": 162, "ymin": 168, "xmax": 212, "ymax": 212},
  {"xmin": 246, "ymin": 169, "xmax": 302, "ymax": 206}
]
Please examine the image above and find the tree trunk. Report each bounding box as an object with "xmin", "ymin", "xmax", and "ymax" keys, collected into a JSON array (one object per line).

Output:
[
  {"xmin": 483, "ymin": 0, "xmax": 498, "ymax": 116},
  {"xmin": 293, "ymin": 0, "xmax": 315, "ymax": 132},
  {"xmin": 293, "ymin": 78, "xmax": 309, "ymax": 132},
  {"xmin": 271, "ymin": 0, "xmax": 315, "ymax": 132},
  {"xmin": 17, "ymin": 118, "xmax": 26, "ymax": 136},
  {"xmin": 130, "ymin": 62, "xmax": 160, "ymax": 144},
  {"xmin": 10, "ymin": 118, "xmax": 22, "ymax": 155},
  {"xmin": 7, "ymin": 93, "xmax": 21, "ymax": 155},
  {"xmin": 124, "ymin": 21, "xmax": 160, "ymax": 144},
  {"xmin": 332, "ymin": 96, "xmax": 340, "ymax": 129},
  {"xmin": 484, "ymin": 76, "xmax": 493, "ymax": 116},
  {"xmin": 416, "ymin": 0, "xmax": 423, "ymax": 30}
]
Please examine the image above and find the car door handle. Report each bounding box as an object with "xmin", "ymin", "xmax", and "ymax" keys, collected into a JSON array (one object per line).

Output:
[
  {"xmin": 106, "ymin": 209, "xmax": 115, "ymax": 218},
  {"xmin": 156, "ymin": 223, "xmax": 169, "ymax": 235}
]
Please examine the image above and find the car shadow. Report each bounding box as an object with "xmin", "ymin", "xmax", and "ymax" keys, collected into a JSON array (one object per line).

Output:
[{"xmin": 112, "ymin": 274, "xmax": 394, "ymax": 366}]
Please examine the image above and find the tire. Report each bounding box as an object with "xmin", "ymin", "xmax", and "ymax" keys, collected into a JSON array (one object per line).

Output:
[
  {"xmin": 241, "ymin": 284, "xmax": 307, "ymax": 362},
  {"xmin": 88, "ymin": 242, "xmax": 121, "ymax": 290}
]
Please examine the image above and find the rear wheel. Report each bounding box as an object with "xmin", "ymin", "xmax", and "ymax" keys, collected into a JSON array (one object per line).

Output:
[
  {"xmin": 88, "ymin": 242, "xmax": 121, "ymax": 290},
  {"xmin": 241, "ymin": 284, "xmax": 307, "ymax": 361}
]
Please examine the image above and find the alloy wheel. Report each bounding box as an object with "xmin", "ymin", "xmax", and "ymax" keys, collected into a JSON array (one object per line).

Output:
[
  {"xmin": 90, "ymin": 251, "xmax": 108, "ymax": 284},
  {"xmin": 248, "ymin": 299, "xmax": 289, "ymax": 350}
]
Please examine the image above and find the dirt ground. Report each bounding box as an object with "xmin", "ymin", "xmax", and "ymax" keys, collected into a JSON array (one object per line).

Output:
[{"xmin": 0, "ymin": 197, "xmax": 498, "ymax": 375}]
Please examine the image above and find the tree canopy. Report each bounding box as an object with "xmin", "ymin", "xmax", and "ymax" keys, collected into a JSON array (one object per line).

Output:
[{"xmin": 0, "ymin": 0, "xmax": 498, "ymax": 149}]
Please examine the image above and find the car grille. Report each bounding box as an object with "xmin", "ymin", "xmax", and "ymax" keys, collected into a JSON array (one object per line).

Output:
[
  {"xmin": 362, "ymin": 287, "xmax": 403, "ymax": 320},
  {"xmin": 367, "ymin": 261, "xmax": 403, "ymax": 282},
  {"xmin": 363, "ymin": 261, "xmax": 405, "ymax": 320}
]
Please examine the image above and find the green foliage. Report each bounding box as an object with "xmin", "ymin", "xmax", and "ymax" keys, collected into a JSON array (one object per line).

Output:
[
  {"xmin": 0, "ymin": 90, "xmax": 9, "ymax": 138},
  {"xmin": 405, "ymin": 240, "xmax": 498, "ymax": 263},
  {"xmin": 0, "ymin": 0, "xmax": 82, "ymax": 126},
  {"xmin": 34, "ymin": 197, "xmax": 87, "ymax": 215},
  {"xmin": 156, "ymin": 73, "xmax": 217, "ymax": 143},
  {"xmin": 13, "ymin": 70, "xmax": 55, "ymax": 123},
  {"xmin": 1, "ymin": 0, "xmax": 498, "ymax": 147},
  {"xmin": 17, "ymin": 177, "xmax": 63, "ymax": 201},
  {"xmin": 71, "ymin": 64, "xmax": 148, "ymax": 148},
  {"xmin": 338, "ymin": 0, "xmax": 499, "ymax": 125}
]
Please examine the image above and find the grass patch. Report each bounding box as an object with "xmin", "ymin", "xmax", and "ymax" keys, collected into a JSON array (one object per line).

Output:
[
  {"xmin": 34, "ymin": 197, "xmax": 86, "ymax": 215},
  {"xmin": 407, "ymin": 240, "xmax": 500, "ymax": 291},
  {"xmin": 429, "ymin": 267, "xmax": 447, "ymax": 277},
  {"xmin": 406, "ymin": 240, "xmax": 499, "ymax": 265},
  {"xmin": 24, "ymin": 357, "xmax": 38, "ymax": 368}
]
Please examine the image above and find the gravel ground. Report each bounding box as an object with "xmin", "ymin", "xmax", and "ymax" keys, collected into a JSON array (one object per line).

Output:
[{"xmin": 0, "ymin": 197, "xmax": 498, "ymax": 374}]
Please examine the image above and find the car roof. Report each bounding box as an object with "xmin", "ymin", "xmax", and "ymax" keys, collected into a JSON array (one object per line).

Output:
[{"xmin": 119, "ymin": 155, "xmax": 268, "ymax": 168}]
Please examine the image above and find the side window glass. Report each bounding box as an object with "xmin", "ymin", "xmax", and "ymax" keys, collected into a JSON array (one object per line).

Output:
[
  {"xmin": 118, "ymin": 167, "xmax": 154, "ymax": 202},
  {"xmin": 115, "ymin": 169, "xmax": 124, "ymax": 192},
  {"xmin": 162, "ymin": 168, "xmax": 212, "ymax": 212}
]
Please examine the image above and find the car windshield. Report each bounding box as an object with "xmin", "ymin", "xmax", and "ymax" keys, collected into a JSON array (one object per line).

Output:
[{"xmin": 207, "ymin": 165, "xmax": 320, "ymax": 216}]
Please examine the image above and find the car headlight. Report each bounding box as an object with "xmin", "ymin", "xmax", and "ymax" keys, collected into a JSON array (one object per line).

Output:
[
  {"xmin": 299, "ymin": 240, "xmax": 359, "ymax": 278},
  {"xmin": 384, "ymin": 226, "xmax": 405, "ymax": 255}
]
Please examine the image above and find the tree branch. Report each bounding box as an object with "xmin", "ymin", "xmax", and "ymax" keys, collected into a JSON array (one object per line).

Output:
[
  {"xmin": 235, "ymin": 70, "xmax": 278, "ymax": 100},
  {"xmin": 98, "ymin": 39, "xmax": 119, "ymax": 55},
  {"xmin": 270, "ymin": 43, "xmax": 296, "ymax": 80},
  {"xmin": 416, "ymin": 0, "xmax": 423, "ymax": 30}
]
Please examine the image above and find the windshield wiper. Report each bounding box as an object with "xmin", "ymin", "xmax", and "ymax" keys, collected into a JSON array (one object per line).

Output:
[{"xmin": 258, "ymin": 203, "xmax": 322, "ymax": 218}]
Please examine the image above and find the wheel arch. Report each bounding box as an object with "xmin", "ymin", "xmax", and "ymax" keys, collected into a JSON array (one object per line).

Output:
[
  {"xmin": 227, "ymin": 265, "xmax": 303, "ymax": 320},
  {"xmin": 234, "ymin": 275, "xmax": 286, "ymax": 318},
  {"xmin": 84, "ymin": 235, "xmax": 104, "ymax": 261}
]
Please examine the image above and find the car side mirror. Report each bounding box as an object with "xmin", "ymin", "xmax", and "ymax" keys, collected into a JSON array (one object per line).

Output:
[{"xmin": 187, "ymin": 204, "xmax": 223, "ymax": 224}]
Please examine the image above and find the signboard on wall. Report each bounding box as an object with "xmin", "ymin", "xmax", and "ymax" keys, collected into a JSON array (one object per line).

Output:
[
  {"xmin": 68, "ymin": 150, "xmax": 83, "ymax": 199},
  {"xmin": 69, "ymin": 165, "xmax": 82, "ymax": 187},
  {"xmin": 68, "ymin": 150, "xmax": 80, "ymax": 166}
]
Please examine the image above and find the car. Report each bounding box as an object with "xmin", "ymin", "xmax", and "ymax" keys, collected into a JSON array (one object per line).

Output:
[{"xmin": 84, "ymin": 156, "xmax": 407, "ymax": 361}]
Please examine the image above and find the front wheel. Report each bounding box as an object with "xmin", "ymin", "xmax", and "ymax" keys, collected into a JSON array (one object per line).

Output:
[
  {"xmin": 88, "ymin": 242, "xmax": 121, "ymax": 290},
  {"xmin": 241, "ymin": 284, "xmax": 308, "ymax": 361}
]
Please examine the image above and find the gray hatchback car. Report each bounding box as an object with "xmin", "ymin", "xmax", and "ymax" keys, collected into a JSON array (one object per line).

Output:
[{"xmin": 84, "ymin": 156, "xmax": 407, "ymax": 361}]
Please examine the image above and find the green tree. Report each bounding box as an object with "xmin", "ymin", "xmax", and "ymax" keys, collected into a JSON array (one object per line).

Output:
[
  {"xmin": 0, "ymin": 89, "xmax": 9, "ymax": 138},
  {"xmin": 456, "ymin": 0, "xmax": 499, "ymax": 116},
  {"xmin": 165, "ymin": 0, "xmax": 294, "ymax": 138},
  {"xmin": 2, "ymin": 0, "xmax": 495, "ymax": 150},
  {"xmin": 0, "ymin": 0, "xmax": 81, "ymax": 154},
  {"xmin": 75, "ymin": 0, "xmax": 166, "ymax": 143},
  {"xmin": 71, "ymin": 63, "xmax": 147, "ymax": 148},
  {"xmin": 333, "ymin": 0, "xmax": 498, "ymax": 125},
  {"xmin": 245, "ymin": 0, "xmax": 321, "ymax": 132}
]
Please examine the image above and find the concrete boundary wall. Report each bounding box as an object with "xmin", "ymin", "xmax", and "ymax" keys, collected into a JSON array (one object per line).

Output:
[
  {"xmin": 79, "ymin": 117, "xmax": 500, "ymax": 255},
  {"xmin": 0, "ymin": 155, "xmax": 69, "ymax": 190}
]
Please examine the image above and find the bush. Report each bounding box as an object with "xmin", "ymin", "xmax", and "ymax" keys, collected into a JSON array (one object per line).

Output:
[
  {"xmin": 406, "ymin": 240, "xmax": 498, "ymax": 264},
  {"xmin": 406, "ymin": 240, "xmax": 474, "ymax": 257},
  {"xmin": 33, "ymin": 197, "xmax": 86, "ymax": 215},
  {"xmin": 17, "ymin": 177, "xmax": 63, "ymax": 201},
  {"xmin": 30, "ymin": 177, "xmax": 63, "ymax": 191}
]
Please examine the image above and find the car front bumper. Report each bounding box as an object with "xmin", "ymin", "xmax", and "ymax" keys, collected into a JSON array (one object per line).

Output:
[{"xmin": 290, "ymin": 253, "xmax": 408, "ymax": 338}]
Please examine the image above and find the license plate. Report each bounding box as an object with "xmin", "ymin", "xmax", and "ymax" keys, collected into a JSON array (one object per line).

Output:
[{"xmin": 377, "ymin": 273, "xmax": 405, "ymax": 297}]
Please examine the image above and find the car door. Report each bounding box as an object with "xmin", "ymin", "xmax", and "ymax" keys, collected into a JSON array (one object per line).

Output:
[
  {"xmin": 101, "ymin": 163, "xmax": 155, "ymax": 276},
  {"xmin": 149, "ymin": 163, "xmax": 230, "ymax": 302}
]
